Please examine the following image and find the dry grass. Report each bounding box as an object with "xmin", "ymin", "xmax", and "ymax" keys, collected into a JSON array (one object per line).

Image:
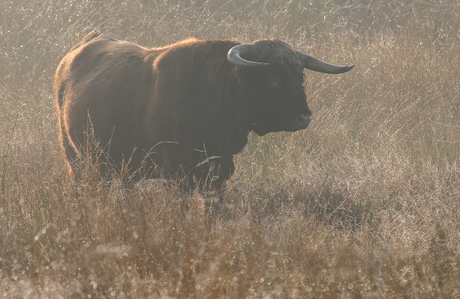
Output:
[{"xmin": 1, "ymin": 0, "xmax": 460, "ymax": 297}]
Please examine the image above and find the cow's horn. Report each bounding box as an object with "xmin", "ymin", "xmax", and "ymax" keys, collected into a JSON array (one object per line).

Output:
[
  {"xmin": 227, "ymin": 44, "xmax": 269, "ymax": 67},
  {"xmin": 296, "ymin": 51, "xmax": 354, "ymax": 74}
]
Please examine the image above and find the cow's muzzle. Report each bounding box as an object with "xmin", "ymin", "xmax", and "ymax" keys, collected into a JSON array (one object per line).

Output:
[{"xmin": 293, "ymin": 111, "xmax": 312, "ymax": 130}]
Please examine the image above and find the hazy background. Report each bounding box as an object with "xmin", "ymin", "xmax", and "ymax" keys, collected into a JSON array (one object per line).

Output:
[{"xmin": 1, "ymin": 0, "xmax": 460, "ymax": 297}]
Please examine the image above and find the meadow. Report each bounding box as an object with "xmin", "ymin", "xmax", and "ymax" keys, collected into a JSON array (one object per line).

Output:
[{"xmin": 1, "ymin": 0, "xmax": 460, "ymax": 297}]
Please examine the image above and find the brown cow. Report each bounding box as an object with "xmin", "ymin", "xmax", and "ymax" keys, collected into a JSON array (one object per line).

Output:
[{"xmin": 54, "ymin": 30, "xmax": 353, "ymax": 188}]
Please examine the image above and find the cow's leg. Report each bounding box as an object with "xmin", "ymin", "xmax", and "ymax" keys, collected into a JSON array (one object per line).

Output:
[{"xmin": 197, "ymin": 156, "xmax": 236, "ymax": 224}]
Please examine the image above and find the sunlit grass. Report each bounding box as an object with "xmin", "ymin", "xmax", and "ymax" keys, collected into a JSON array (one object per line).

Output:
[{"xmin": 1, "ymin": 0, "xmax": 460, "ymax": 297}]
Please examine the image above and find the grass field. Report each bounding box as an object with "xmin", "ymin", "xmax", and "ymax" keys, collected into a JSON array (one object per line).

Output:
[{"xmin": 1, "ymin": 0, "xmax": 460, "ymax": 297}]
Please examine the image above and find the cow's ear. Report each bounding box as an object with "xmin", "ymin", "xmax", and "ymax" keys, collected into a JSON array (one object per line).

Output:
[
  {"xmin": 233, "ymin": 66, "xmax": 248, "ymax": 83},
  {"xmin": 234, "ymin": 65, "xmax": 264, "ymax": 84},
  {"xmin": 232, "ymin": 66, "xmax": 242, "ymax": 81}
]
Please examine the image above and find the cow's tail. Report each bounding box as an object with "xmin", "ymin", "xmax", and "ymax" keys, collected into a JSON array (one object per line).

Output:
[{"xmin": 68, "ymin": 30, "xmax": 102, "ymax": 52}]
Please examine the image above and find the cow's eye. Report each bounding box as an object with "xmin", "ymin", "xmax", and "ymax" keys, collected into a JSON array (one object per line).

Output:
[{"xmin": 269, "ymin": 80, "xmax": 280, "ymax": 89}]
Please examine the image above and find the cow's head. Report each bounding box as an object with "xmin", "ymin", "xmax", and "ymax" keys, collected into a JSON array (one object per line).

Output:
[{"xmin": 228, "ymin": 39, "xmax": 354, "ymax": 136}]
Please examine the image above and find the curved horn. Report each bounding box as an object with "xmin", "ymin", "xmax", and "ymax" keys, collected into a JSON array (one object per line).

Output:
[
  {"xmin": 296, "ymin": 51, "xmax": 354, "ymax": 74},
  {"xmin": 227, "ymin": 44, "xmax": 269, "ymax": 67}
]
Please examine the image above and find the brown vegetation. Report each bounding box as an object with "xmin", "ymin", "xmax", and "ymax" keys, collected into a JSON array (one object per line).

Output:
[{"xmin": 1, "ymin": 0, "xmax": 459, "ymax": 297}]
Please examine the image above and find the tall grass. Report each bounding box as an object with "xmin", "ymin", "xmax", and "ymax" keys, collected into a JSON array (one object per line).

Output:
[{"xmin": 1, "ymin": 0, "xmax": 460, "ymax": 297}]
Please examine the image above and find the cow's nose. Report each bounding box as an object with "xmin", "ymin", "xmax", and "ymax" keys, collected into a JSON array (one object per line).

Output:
[{"xmin": 295, "ymin": 111, "xmax": 311, "ymax": 129}]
